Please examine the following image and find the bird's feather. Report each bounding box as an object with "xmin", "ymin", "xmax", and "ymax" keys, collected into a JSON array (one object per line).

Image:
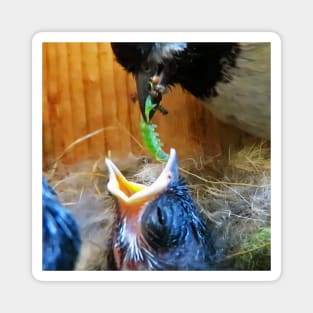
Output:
[{"xmin": 42, "ymin": 177, "xmax": 81, "ymax": 270}]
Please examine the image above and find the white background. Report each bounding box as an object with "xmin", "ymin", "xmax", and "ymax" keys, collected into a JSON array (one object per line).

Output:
[{"xmin": 0, "ymin": 0, "xmax": 311, "ymax": 312}]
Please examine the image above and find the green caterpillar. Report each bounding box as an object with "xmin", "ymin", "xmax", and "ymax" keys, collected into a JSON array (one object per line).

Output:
[{"xmin": 140, "ymin": 95, "xmax": 169, "ymax": 162}]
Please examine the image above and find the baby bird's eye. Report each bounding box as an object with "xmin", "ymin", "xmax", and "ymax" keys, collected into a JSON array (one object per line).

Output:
[{"xmin": 157, "ymin": 206, "xmax": 165, "ymax": 225}]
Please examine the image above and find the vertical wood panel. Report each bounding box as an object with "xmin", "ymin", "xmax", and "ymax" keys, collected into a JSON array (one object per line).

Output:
[
  {"xmin": 97, "ymin": 43, "xmax": 122, "ymax": 158},
  {"xmin": 153, "ymin": 88, "xmax": 222, "ymax": 162},
  {"xmin": 112, "ymin": 56, "xmax": 132, "ymax": 157},
  {"xmin": 42, "ymin": 44, "xmax": 53, "ymax": 166},
  {"xmin": 67, "ymin": 43, "xmax": 89, "ymax": 161},
  {"xmin": 81, "ymin": 43, "xmax": 106, "ymax": 158},
  {"xmin": 198, "ymin": 104, "xmax": 222, "ymax": 157},
  {"xmin": 46, "ymin": 43, "xmax": 63, "ymax": 161},
  {"xmin": 55, "ymin": 43, "xmax": 74, "ymax": 163}
]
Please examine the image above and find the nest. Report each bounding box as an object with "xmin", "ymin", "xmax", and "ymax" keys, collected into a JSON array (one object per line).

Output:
[{"xmin": 44, "ymin": 141, "xmax": 271, "ymax": 271}]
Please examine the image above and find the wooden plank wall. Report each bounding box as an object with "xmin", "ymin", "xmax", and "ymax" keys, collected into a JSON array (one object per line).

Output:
[{"xmin": 42, "ymin": 42, "xmax": 246, "ymax": 168}]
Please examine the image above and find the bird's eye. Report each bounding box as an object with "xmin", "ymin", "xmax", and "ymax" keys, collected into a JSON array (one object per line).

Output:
[
  {"xmin": 157, "ymin": 206, "xmax": 165, "ymax": 225},
  {"xmin": 142, "ymin": 63, "xmax": 150, "ymax": 73},
  {"xmin": 141, "ymin": 62, "xmax": 155, "ymax": 74}
]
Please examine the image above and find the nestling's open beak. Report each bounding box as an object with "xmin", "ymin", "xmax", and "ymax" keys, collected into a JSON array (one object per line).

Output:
[{"xmin": 105, "ymin": 148, "xmax": 178, "ymax": 218}]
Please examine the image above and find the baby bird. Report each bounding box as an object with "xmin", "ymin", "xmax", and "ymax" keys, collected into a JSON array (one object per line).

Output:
[
  {"xmin": 105, "ymin": 148, "xmax": 218, "ymax": 270},
  {"xmin": 42, "ymin": 177, "xmax": 81, "ymax": 270}
]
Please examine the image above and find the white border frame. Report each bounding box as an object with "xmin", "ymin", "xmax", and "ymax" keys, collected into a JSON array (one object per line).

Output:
[{"xmin": 32, "ymin": 32, "xmax": 281, "ymax": 281}]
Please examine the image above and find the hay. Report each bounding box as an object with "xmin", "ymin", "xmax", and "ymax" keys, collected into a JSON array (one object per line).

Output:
[{"xmin": 44, "ymin": 141, "xmax": 271, "ymax": 271}]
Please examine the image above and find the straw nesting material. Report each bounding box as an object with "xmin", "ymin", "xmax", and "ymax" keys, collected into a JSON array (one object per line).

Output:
[{"xmin": 44, "ymin": 142, "xmax": 271, "ymax": 270}]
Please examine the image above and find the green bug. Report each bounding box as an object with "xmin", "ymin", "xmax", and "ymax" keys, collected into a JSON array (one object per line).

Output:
[{"xmin": 140, "ymin": 93, "xmax": 169, "ymax": 162}]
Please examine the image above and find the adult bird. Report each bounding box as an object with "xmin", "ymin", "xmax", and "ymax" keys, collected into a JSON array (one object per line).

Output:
[
  {"xmin": 111, "ymin": 42, "xmax": 271, "ymax": 139},
  {"xmin": 42, "ymin": 176, "xmax": 81, "ymax": 270},
  {"xmin": 105, "ymin": 148, "xmax": 218, "ymax": 270}
]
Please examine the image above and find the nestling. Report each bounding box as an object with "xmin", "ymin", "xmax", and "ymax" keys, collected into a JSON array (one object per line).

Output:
[
  {"xmin": 42, "ymin": 177, "xmax": 81, "ymax": 270},
  {"xmin": 105, "ymin": 148, "xmax": 217, "ymax": 270}
]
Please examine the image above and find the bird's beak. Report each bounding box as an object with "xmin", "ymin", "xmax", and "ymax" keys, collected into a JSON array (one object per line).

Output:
[
  {"xmin": 135, "ymin": 72, "xmax": 164, "ymax": 122},
  {"xmin": 136, "ymin": 71, "xmax": 151, "ymax": 122},
  {"xmin": 105, "ymin": 148, "xmax": 178, "ymax": 218}
]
